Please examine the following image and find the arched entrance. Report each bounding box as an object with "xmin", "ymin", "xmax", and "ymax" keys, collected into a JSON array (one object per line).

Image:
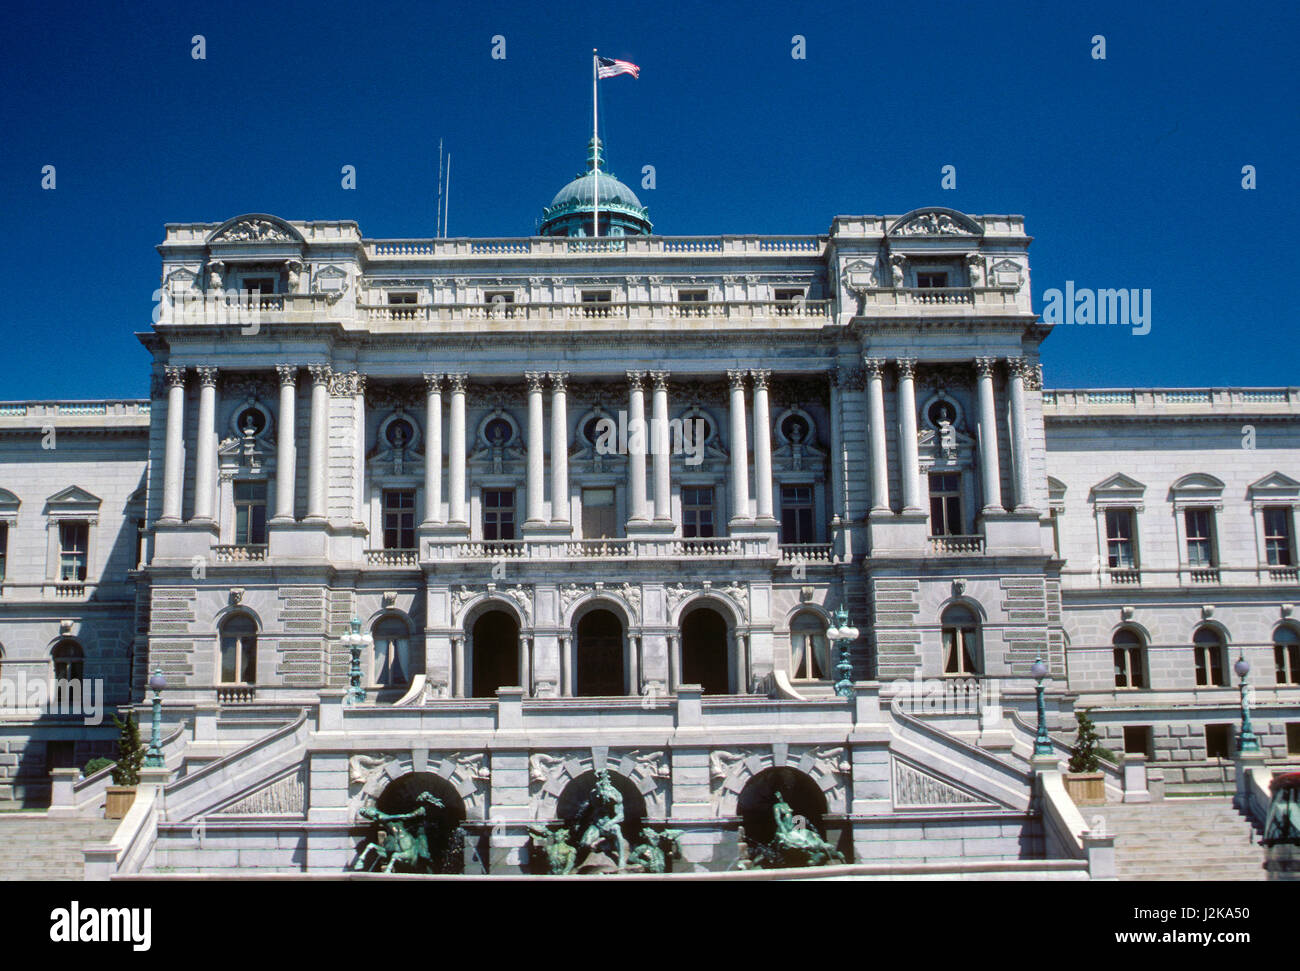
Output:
[
  {"xmin": 681, "ymin": 606, "xmax": 730, "ymax": 694},
  {"xmin": 358, "ymin": 771, "xmax": 468, "ymax": 874},
  {"xmin": 555, "ymin": 770, "xmax": 648, "ymax": 844},
  {"xmin": 471, "ymin": 610, "xmax": 519, "ymax": 698},
  {"xmin": 575, "ymin": 609, "xmax": 625, "ymax": 696},
  {"xmin": 736, "ymin": 766, "xmax": 828, "ymax": 845}
]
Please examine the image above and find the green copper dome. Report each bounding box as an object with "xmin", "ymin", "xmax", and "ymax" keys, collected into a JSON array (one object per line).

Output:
[{"xmin": 539, "ymin": 137, "xmax": 653, "ymax": 237}]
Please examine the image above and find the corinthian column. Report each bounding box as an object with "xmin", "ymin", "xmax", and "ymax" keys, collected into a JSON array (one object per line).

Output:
[
  {"xmin": 447, "ymin": 373, "xmax": 468, "ymax": 526},
  {"xmin": 422, "ymin": 373, "xmax": 444, "ymax": 525},
  {"xmin": 751, "ymin": 369, "xmax": 774, "ymax": 522},
  {"xmin": 192, "ymin": 366, "xmax": 219, "ymax": 522},
  {"xmin": 273, "ymin": 365, "xmax": 297, "ymax": 521},
  {"xmin": 896, "ymin": 359, "xmax": 922, "ymax": 512},
  {"xmin": 649, "ymin": 371, "xmax": 671, "ymax": 522},
  {"xmin": 549, "ymin": 372, "xmax": 570, "ymax": 525},
  {"xmin": 305, "ymin": 364, "xmax": 331, "ymax": 521},
  {"xmin": 525, "ymin": 372, "xmax": 547, "ymax": 525},
  {"xmin": 1007, "ymin": 357, "xmax": 1034, "ymax": 511},
  {"xmin": 160, "ymin": 366, "xmax": 186, "ymax": 522},
  {"xmin": 727, "ymin": 369, "xmax": 751, "ymax": 522},
  {"xmin": 975, "ymin": 357, "xmax": 1004, "ymax": 514},
  {"xmin": 864, "ymin": 357, "xmax": 891, "ymax": 512},
  {"xmin": 626, "ymin": 371, "xmax": 648, "ymax": 524}
]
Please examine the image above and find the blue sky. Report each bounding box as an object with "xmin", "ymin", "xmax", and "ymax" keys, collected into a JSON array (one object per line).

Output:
[{"xmin": 1, "ymin": 0, "xmax": 1295, "ymax": 398}]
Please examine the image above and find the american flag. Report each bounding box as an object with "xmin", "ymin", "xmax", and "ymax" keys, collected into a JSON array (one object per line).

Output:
[{"xmin": 597, "ymin": 56, "xmax": 640, "ymax": 80}]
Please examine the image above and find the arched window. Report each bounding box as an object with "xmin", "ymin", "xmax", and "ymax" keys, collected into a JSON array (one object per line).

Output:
[
  {"xmin": 1275, "ymin": 626, "xmax": 1300, "ymax": 686},
  {"xmin": 372, "ymin": 617, "xmax": 411, "ymax": 686},
  {"xmin": 219, "ymin": 614, "xmax": 257, "ymax": 685},
  {"xmin": 790, "ymin": 612, "xmax": 829, "ymax": 680},
  {"xmin": 1193, "ymin": 627, "xmax": 1226, "ymax": 687},
  {"xmin": 941, "ymin": 605, "xmax": 980, "ymax": 676},
  {"xmin": 52, "ymin": 640, "xmax": 83, "ymax": 682},
  {"xmin": 1113, "ymin": 628, "xmax": 1146, "ymax": 689}
]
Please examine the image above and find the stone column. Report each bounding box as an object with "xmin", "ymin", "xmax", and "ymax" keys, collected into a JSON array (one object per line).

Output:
[
  {"xmin": 727, "ymin": 369, "xmax": 751, "ymax": 522},
  {"xmin": 751, "ymin": 369, "xmax": 775, "ymax": 522},
  {"xmin": 649, "ymin": 371, "xmax": 672, "ymax": 523},
  {"xmin": 518, "ymin": 635, "xmax": 532, "ymax": 696},
  {"xmin": 1007, "ymin": 357, "xmax": 1034, "ymax": 511},
  {"xmin": 975, "ymin": 357, "xmax": 1004, "ymax": 513},
  {"xmin": 274, "ymin": 365, "xmax": 297, "ymax": 522},
  {"xmin": 191, "ymin": 366, "xmax": 218, "ymax": 522},
  {"xmin": 864, "ymin": 358, "xmax": 891, "ymax": 513},
  {"xmin": 160, "ymin": 366, "xmax": 186, "ymax": 522},
  {"xmin": 667, "ymin": 633, "xmax": 680, "ymax": 692},
  {"xmin": 559, "ymin": 635, "xmax": 571, "ymax": 697},
  {"xmin": 422, "ymin": 373, "xmax": 444, "ymax": 525},
  {"xmin": 549, "ymin": 372, "xmax": 570, "ymax": 525},
  {"xmin": 626, "ymin": 371, "xmax": 648, "ymax": 523},
  {"xmin": 896, "ymin": 358, "xmax": 922, "ymax": 512},
  {"xmin": 306, "ymin": 365, "xmax": 331, "ymax": 521},
  {"xmin": 628, "ymin": 633, "xmax": 640, "ymax": 696},
  {"xmin": 447, "ymin": 373, "xmax": 468, "ymax": 525},
  {"xmin": 525, "ymin": 372, "xmax": 546, "ymax": 525},
  {"xmin": 453, "ymin": 636, "xmax": 465, "ymax": 698}
]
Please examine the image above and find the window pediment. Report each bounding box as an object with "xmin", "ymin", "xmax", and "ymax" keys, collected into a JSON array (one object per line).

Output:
[
  {"xmin": 0, "ymin": 487, "xmax": 19, "ymax": 523},
  {"xmin": 1249, "ymin": 471, "xmax": 1300, "ymax": 506},
  {"xmin": 1170, "ymin": 473, "xmax": 1225, "ymax": 508},
  {"xmin": 1090, "ymin": 473, "xmax": 1146, "ymax": 507},
  {"xmin": 45, "ymin": 486, "xmax": 102, "ymax": 520}
]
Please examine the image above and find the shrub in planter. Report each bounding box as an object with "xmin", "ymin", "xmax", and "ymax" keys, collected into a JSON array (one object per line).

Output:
[
  {"xmin": 1065, "ymin": 709, "xmax": 1108, "ymax": 805},
  {"xmin": 105, "ymin": 712, "xmax": 144, "ymax": 819}
]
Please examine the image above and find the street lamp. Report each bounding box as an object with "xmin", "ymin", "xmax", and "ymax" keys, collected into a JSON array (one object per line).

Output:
[
  {"xmin": 826, "ymin": 605, "xmax": 859, "ymax": 699},
  {"xmin": 343, "ymin": 617, "xmax": 373, "ymax": 706},
  {"xmin": 1234, "ymin": 655, "xmax": 1261, "ymax": 754},
  {"xmin": 145, "ymin": 668, "xmax": 166, "ymax": 768},
  {"xmin": 1031, "ymin": 656, "xmax": 1053, "ymax": 756}
]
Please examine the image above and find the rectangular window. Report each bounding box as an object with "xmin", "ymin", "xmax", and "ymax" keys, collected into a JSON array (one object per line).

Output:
[
  {"xmin": 1123, "ymin": 726, "xmax": 1153, "ymax": 757},
  {"xmin": 234, "ymin": 481, "xmax": 268, "ymax": 546},
  {"xmin": 1114, "ymin": 647, "xmax": 1146, "ymax": 689},
  {"xmin": 780, "ymin": 485, "xmax": 815, "ymax": 544},
  {"xmin": 387, "ymin": 291, "xmax": 418, "ymax": 305},
  {"xmin": 1204, "ymin": 724, "xmax": 1232, "ymax": 759},
  {"xmin": 942, "ymin": 625, "xmax": 979, "ymax": 675},
  {"xmin": 929, "ymin": 472, "xmax": 963, "ymax": 536},
  {"xmin": 774, "ymin": 288, "xmax": 805, "ymax": 302},
  {"xmin": 220, "ymin": 632, "xmax": 257, "ymax": 684},
  {"xmin": 581, "ymin": 289, "xmax": 611, "ymax": 303},
  {"xmin": 916, "ymin": 271, "xmax": 948, "ymax": 289},
  {"xmin": 1184, "ymin": 507, "xmax": 1215, "ymax": 567},
  {"xmin": 58, "ymin": 521, "xmax": 88, "ymax": 581},
  {"xmin": 676, "ymin": 289, "xmax": 707, "ymax": 302},
  {"xmin": 1288, "ymin": 723, "xmax": 1300, "ymax": 757},
  {"xmin": 581, "ymin": 487, "xmax": 616, "ymax": 539},
  {"xmin": 243, "ymin": 276, "xmax": 277, "ymax": 294},
  {"xmin": 682, "ymin": 486, "xmax": 715, "ymax": 538},
  {"xmin": 1264, "ymin": 506, "xmax": 1294, "ymax": 566},
  {"xmin": 1105, "ymin": 508, "xmax": 1136, "ymax": 569},
  {"xmin": 383, "ymin": 489, "xmax": 416, "ymax": 550},
  {"xmin": 483, "ymin": 489, "xmax": 515, "ymax": 541}
]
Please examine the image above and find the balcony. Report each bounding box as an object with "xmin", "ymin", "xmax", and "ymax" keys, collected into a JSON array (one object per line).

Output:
[
  {"xmin": 356, "ymin": 298, "xmax": 833, "ymax": 328},
  {"xmin": 860, "ymin": 287, "xmax": 1020, "ymax": 311},
  {"xmin": 1188, "ymin": 567, "xmax": 1221, "ymax": 584},
  {"xmin": 1268, "ymin": 566, "xmax": 1300, "ymax": 583},
  {"xmin": 777, "ymin": 543, "xmax": 835, "ymax": 565},
  {"xmin": 212, "ymin": 544, "xmax": 268, "ymax": 562},
  {"xmin": 1107, "ymin": 568, "xmax": 1142, "ymax": 585},
  {"xmin": 927, "ymin": 535, "xmax": 985, "ymax": 555},
  {"xmin": 216, "ymin": 685, "xmax": 257, "ymax": 704},
  {"xmin": 362, "ymin": 235, "xmax": 827, "ymax": 260},
  {"xmin": 364, "ymin": 548, "xmax": 419, "ymax": 567},
  {"xmin": 423, "ymin": 535, "xmax": 771, "ymax": 563}
]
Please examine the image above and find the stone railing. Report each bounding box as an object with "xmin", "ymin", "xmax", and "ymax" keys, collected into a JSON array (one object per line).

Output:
[
  {"xmin": 1043, "ymin": 387, "xmax": 1300, "ymax": 417},
  {"xmin": 1107, "ymin": 567, "xmax": 1142, "ymax": 585},
  {"xmin": 364, "ymin": 548, "xmax": 419, "ymax": 566},
  {"xmin": 564, "ymin": 538, "xmax": 635, "ymax": 558},
  {"xmin": 216, "ymin": 685, "xmax": 257, "ymax": 704},
  {"xmin": 861, "ymin": 287, "xmax": 1018, "ymax": 309},
  {"xmin": 0, "ymin": 400, "xmax": 151, "ymax": 422},
  {"xmin": 426, "ymin": 535, "xmax": 767, "ymax": 562},
  {"xmin": 357, "ymin": 299, "xmax": 833, "ymax": 324},
  {"xmin": 777, "ymin": 543, "xmax": 834, "ymax": 564},
  {"xmin": 1188, "ymin": 567, "xmax": 1221, "ymax": 584},
  {"xmin": 212, "ymin": 544, "xmax": 269, "ymax": 562},
  {"xmin": 928, "ymin": 535, "xmax": 985, "ymax": 555},
  {"xmin": 363, "ymin": 235, "xmax": 828, "ymax": 259}
]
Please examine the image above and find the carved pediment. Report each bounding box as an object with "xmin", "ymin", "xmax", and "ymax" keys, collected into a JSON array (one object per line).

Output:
[
  {"xmin": 1170, "ymin": 472, "xmax": 1225, "ymax": 505},
  {"xmin": 1249, "ymin": 471, "xmax": 1300, "ymax": 503},
  {"xmin": 887, "ymin": 207, "xmax": 982, "ymax": 238},
  {"xmin": 1090, "ymin": 473, "xmax": 1146, "ymax": 503},
  {"xmin": 45, "ymin": 485, "xmax": 102, "ymax": 513},
  {"xmin": 208, "ymin": 214, "xmax": 303, "ymax": 245}
]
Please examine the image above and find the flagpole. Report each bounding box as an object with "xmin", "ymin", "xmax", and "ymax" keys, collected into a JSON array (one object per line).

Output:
[{"xmin": 592, "ymin": 48, "xmax": 599, "ymax": 238}]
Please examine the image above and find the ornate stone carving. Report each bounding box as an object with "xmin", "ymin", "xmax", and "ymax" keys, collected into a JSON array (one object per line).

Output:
[
  {"xmin": 892, "ymin": 759, "xmax": 983, "ymax": 807},
  {"xmin": 719, "ymin": 582, "xmax": 749, "ymax": 615},
  {"xmin": 749, "ymin": 368, "xmax": 770, "ymax": 390},
  {"xmin": 966, "ymin": 252, "xmax": 985, "ymax": 287},
  {"xmin": 524, "ymin": 371, "xmax": 547, "ymax": 393},
  {"xmin": 709, "ymin": 749, "xmax": 750, "ymax": 781},
  {"xmin": 307, "ymin": 364, "xmax": 332, "ymax": 386},
  {"xmin": 529, "ymin": 753, "xmax": 567, "ymax": 784},
  {"xmin": 625, "ymin": 370, "xmax": 645, "ymax": 391},
  {"xmin": 275, "ymin": 364, "xmax": 298, "ymax": 387},
  {"xmin": 450, "ymin": 585, "xmax": 477, "ymax": 622},
  {"xmin": 329, "ymin": 370, "xmax": 365, "ymax": 397},
  {"xmin": 211, "ymin": 217, "xmax": 298, "ymax": 243},
  {"xmin": 614, "ymin": 582, "xmax": 641, "ymax": 618},
  {"xmin": 973, "ymin": 357, "xmax": 997, "ymax": 378},
  {"xmin": 548, "ymin": 371, "xmax": 569, "ymax": 393},
  {"xmin": 218, "ymin": 769, "xmax": 306, "ymax": 816},
  {"xmin": 620, "ymin": 749, "xmax": 669, "ymax": 780},
  {"xmin": 895, "ymin": 358, "xmax": 917, "ymax": 380},
  {"xmin": 164, "ymin": 365, "xmax": 187, "ymax": 388},
  {"xmin": 862, "ymin": 357, "xmax": 887, "ymax": 379},
  {"xmin": 664, "ymin": 582, "xmax": 694, "ymax": 613},
  {"xmin": 889, "ymin": 252, "xmax": 906, "ymax": 287},
  {"xmin": 446, "ymin": 372, "xmax": 469, "ymax": 394},
  {"xmin": 726, "ymin": 369, "xmax": 748, "ymax": 391},
  {"xmin": 446, "ymin": 751, "xmax": 490, "ymax": 780},
  {"xmin": 349, "ymin": 753, "xmax": 389, "ymax": 786},
  {"xmin": 503, "ymin": 584, "xmax": 534, "ymax": 624},
  {"xmin": 892, "ymin": 210, "xmax": 979, "ymax": 236},
  {"xmin": 559, "ymin": 582, "xmax": 586, "ymax": 615},
  {"xmin": 647, "ymin": 370, "xmax": 669, "ymax": 391}
]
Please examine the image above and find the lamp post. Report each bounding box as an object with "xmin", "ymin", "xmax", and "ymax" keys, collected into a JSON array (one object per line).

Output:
[
  {"xmin": 1234, "ymin": 655, "xmax": 1261, "ymax": 754},
  {"xmin": 343, "ymin": 617, "xmax": 373, "ymax": 706},
  {"xmin": 1031, "ymin": 656, "xmax": 1053, "ymax": 756},
  {"xmin": 145, "ymin": 668, "xmax": 166, "ymax": 768},
  {"xmin": 826, "ymin": 605, "xmax": 859, "ymax": 699}
]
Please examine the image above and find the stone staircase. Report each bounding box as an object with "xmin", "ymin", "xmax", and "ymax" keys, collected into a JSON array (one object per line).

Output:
[
  {"xmin": 1089, "ymin": 797, "xmax": 1266, "ymax": 880},
  {"xmin": 0, "ymin": 813, "xmax": 120, "ymax": 880}
]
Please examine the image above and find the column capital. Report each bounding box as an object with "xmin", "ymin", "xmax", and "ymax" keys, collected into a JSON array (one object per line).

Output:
[
  {"xmin": 974, "ymin": 356, "xmax": 998, "ymax": 377},
  {"xmin": 446, "ymin": 372, "xmax": 469, "ymax": 393},
  {"xmin": 195, "ymin": 366, "xmax": 219, "ymax": 387},
  {"xmin": 307, "ymin": 363, "xmax": 332, "ymax": 386},
  {"xmin": 895, "ymin": 358, "xmax": 917, "ymax": 379},
  {"xmin": 548, "ymin": 371, "xmax": 569, "ymax": 393},
  {"xmin": 647, "ymin": 370, "xmax": 670, "ymax": 390},
  {"xmin": 422, "ymin": 372, "xmax": 445, "ymax": 392},
  {"xmin": 626, "ymin": 370, "xmax": 646, "ymax": 390},
  {"xmin": 524, "ymin": 371, "xmax": 548, "ymax": 393},
  {"xmin": 749, "ymin": 368, "xmax": 771, "ymax": 389},
  {"xmin": 163, "ymin": 365, "xmax": 186, "ymax": 388},
  {"xmin": 726, "ymin": 368, "xmax": 748, "ymax": 390},
  {"xmin": 1006, "ymin": 356, "xmax": 1031, "ymax": 379},
  {"xmin": 862, "ymin": 356, "xmax": 887, "ymax": 378},
  {"xmin": 275, "ymin": 364, "xmax": 298, "ymax": 386}
]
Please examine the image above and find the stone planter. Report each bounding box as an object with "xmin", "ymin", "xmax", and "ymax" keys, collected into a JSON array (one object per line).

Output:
[
  {"xmin": 105, "ymin": 785, "xmax": 136, "ymax": 820},
  {"xmin": 1064, "ymin": 772, "xmax": 1106, "ymax": 806}
]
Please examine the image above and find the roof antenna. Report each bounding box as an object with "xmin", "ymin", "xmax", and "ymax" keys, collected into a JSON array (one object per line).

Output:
[
  {"xmin": 444, "ymin": 153, "xmax": 451, "ymax": 238},
  {"xmin": 436, "ymin": 138, "xmax": 444, "ymax": 237}
]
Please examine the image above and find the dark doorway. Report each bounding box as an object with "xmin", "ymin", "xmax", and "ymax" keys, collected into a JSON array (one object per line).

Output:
[
  {"xmin": 736, "ymin": 766, "xmax": 828, "ymax": 845},
  {"xmin": 682, "ymin": 607, "xmax": 729, "ymax": 694},
  {"xmin": 471, "ymin": 610, "xmax": 519, "ymax": 698},
  {"xmin": 576, "ymin": 609, "xmax": 624, "ymax": 696}
]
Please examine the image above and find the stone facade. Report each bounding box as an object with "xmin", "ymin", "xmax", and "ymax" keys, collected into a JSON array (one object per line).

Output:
[{"xmin": 0, "ymin": 205, "xmax": 1296, "ymax": 872}]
